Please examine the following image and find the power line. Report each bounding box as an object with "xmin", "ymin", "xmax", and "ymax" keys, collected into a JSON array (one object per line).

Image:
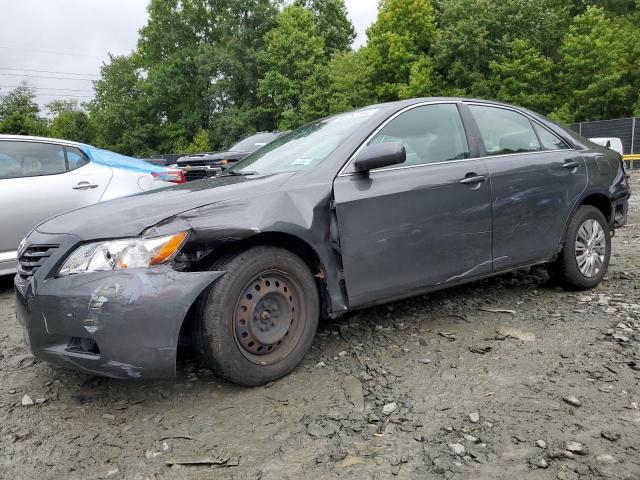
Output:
[
  {"xmin": 0, "ymin": 45, "xmax": 106, "ymax": 59},
  {"xmin": 0, "ymin": 85, "xmax": 94, "ymax": 93},
  {"xmin": 0, "ymin": 73, "xmax": 95, "ymax": 81},
  {"xmin": 32, "ymin": 93, "xmax": 94, "ymax": 98},
  {"xmin": 0, "ymin": 67, "xmax": 99, "ymax": 77}
]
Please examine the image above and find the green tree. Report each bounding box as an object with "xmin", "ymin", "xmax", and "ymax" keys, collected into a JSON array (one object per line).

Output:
[
  {"xmin": 175, "ymin": 128, "xmax": 211, "ymax": 153},
  {"xmin": 592, "ymin": 0, "xmax": 637, "ymax": 15},
  {"xmin": 0, "ymin": 82, "xmax": 48, "ymax": 135},
  {"xmin": 88, "ymin": 54, "xmax": 158, "ymax": 155},
  {"xmin": 0, "ymin": 82, "xmax": 40, "ymax": 118},
  {"xmin": 0, "ymin": 112, "xmax": 48, "ymax": 136},
  {"xmin": 484, "ymin": 39, "xmax": 556, "ymax": 113},
  {"xmin": 554, "ymin": 6, "xmax": 635, "ymax": 122},
  {"xmin": 432, "ymin": 0, "xmax": 570, "ymax": 95},
  {"xmin": 294, "ymin": 0, "xmax": 355, "ymax": 55},
  {"xmin": 47, "ymin": 100, "xmax": 95, "ymax": 144},
  {"xmin": 325, "ymin": 49, "xmax": 375, "ymax": 113},
  {"xmin": 258, "ymin": 5, "xmax": 327, "ymax": 129},
  {"xmin": 365, "ymin": 0, "xmax": 437, "ymax": 101},
  {"xmin": 46, "ymin": 99, "xmax": 79, "ymax": 116},
  {"xmin": 137, "ymin": 0, "xmax": 279, "ymax": 151}
]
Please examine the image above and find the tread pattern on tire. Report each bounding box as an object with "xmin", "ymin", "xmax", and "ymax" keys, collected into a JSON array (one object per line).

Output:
[
  {"xmin": 192, "ymin": 246, "xmax": 319, "ymax": 386},
  {"xmin": 547, "ymin": 205, "xmax": 611, "ymax": 291}
]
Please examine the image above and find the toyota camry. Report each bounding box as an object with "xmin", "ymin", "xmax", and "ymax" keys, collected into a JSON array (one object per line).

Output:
[{"xmin": 14, "ymin": 98, "xmax": 630, "ymax": 385}]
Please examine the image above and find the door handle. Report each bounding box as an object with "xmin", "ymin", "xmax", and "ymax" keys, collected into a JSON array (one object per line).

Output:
[
  {"xmin": 73, "ymin": 182, "xmax": 99, "ymax": 190},
  {"xmin": 562, "ymin": 161, "xmax": 579, "ymax": 169},
  {"xmin": 459, "ymin": 174, "xmax": 487, "ymax": 185}
]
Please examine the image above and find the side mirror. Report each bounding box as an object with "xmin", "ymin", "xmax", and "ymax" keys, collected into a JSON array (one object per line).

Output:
[{"xmin": 353, "ymin": 142, "xmax": 406, "ymax": 173}]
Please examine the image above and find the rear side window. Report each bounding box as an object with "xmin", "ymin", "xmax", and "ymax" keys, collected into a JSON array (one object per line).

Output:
[
  {"xmin": 469, "ymin": 105, "xmax": 541, "ymax": 156},
  {"xmin": 532, "ymin": 123, "xmax": 569, "ymax": 151},
  {"xmin": 0, "ymin": 141, "xmax": 66, "ymax": 179},
  {"xmin": 369, "ymin": 103, "xmax": 469, "ymax": 167},
  {"xmin": 66, "ymin": 146, "xmax": 89, "ymax": 170}
]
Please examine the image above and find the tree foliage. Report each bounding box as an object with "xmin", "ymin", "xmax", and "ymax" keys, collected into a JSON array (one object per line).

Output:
[
  {"xmin": 554, "ymin": 6, "xmax": 636, "ymax": 122},
  {"xmin": 365, "ymin": 0, "xmax": 437, "ymax": 100},
  {"xmin": 38, "ymin": 0, "xmax": 640, "ymax": 156},
  {"xmin": 258, "ymin": 5, "xmax": 328, "ymax": 129},
  {"xmin": 47, "ymin": 100, "xmax": 95, "ymax": 144},
  {"xmin": 294, "ymin": 0, "xmax": 356, "ymax": 56},
  {"xmin": 0, "ymin": 82, "xmax": 48, "ymax": 136},
  {"xmin": 485, "ymin": 39, "xmax": 556, "ymax": 113},
  {"xmin": 89, "ymin": 55, "xmax": 157, "ymax": 155}
]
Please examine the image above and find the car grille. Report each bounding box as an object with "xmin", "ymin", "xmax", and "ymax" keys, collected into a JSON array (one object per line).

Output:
[
  {"xmin": 184, "ymin": 170, "xmax": 212, "ymax": 181},
  {"xmin": 18, "ymin": 244, "xmax": 59, "ymax": 279},
  {"xmin": 177, "ymin": 163, "xmax": 222, "ymax": 182}
]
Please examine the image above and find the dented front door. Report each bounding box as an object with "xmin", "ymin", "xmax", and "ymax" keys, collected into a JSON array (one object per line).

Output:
[{"xmin": 333, "ymin": 159, "xmax": 493, "ymax": 308}]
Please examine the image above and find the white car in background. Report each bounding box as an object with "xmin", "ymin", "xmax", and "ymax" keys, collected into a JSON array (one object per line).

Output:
[
  {"xmin": 589, "ymin": 137, "xmax": 624, "ymax": 156},
  {"xmin": 0, "ymin": 135, "xmax": 184, "ymax": 276}
]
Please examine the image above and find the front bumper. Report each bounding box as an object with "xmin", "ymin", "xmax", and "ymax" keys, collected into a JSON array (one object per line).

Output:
[{"xmin": 14, "ymin": 230, "xmax": 224, "ymax": 379}]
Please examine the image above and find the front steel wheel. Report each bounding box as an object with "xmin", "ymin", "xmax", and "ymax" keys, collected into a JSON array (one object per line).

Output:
[
  {"xmin": 192, "ymin": 247, "xmax": 319, "ymax": 386},
  {"xmin": 233, "ymin": 270, "xmax": 307, "ymax": 364},
  {"xmin": 547, "ymin": 205, "xmax": 611, "ymax": 290}
]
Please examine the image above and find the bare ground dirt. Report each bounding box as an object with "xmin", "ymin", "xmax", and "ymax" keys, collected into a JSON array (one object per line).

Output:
[{"xmin": 0, "ymin": 174, "xmax": 638, "ymax": 480}]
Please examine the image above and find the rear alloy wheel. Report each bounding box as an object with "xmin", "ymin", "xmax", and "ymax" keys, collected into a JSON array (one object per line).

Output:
[
  {"xmin": 193, "ymin": 247, "xmax": 319, "ymax": 386},
  {"xmin": 547, "ymin": 205, "xmax": 611, "ymax": 290},
  {"xmin": 574, "ymin": 218, "xmax": 607, "ymax": 278}
]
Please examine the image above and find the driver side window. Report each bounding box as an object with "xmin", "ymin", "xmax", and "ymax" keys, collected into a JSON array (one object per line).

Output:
[{"xmin": 369, "ymin": 104, "xmax": 469, "ymax": 168}]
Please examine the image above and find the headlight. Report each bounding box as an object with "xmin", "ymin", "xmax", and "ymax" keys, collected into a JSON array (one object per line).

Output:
[{"xmin": 57, "ymin": 231, "xmax": 188, "ymax": 276}]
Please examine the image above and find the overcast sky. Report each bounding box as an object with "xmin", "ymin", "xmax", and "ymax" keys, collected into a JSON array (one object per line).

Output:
[{"xmin": 0, "ymin": 0, "xmax": 378, "ymax": 111}]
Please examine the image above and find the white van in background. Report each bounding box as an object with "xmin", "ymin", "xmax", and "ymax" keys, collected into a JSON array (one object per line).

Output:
[{"xmin": 589, "ymin": 137, "xmax": 624, "ymax": 156}]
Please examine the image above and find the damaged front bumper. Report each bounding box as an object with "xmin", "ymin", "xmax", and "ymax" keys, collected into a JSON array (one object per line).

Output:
[{"xmin": 14, "ymin": 230, "xmax": 223, "ymax": 379}]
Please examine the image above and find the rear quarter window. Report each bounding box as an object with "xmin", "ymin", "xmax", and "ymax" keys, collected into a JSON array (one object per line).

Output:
[
  {"xmin": 532, "ymin": 123, "xmax": 570, "ymax": 151},
  {"xmin": 66, "ymin": 146, "xmax": 90, "ymax": 170}
]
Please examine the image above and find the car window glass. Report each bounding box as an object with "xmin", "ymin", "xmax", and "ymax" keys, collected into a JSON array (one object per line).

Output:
[
  {"xmin": 532, "ymin": 122, "xmax": 569, "ymax": 151},
  {"xmin": 229, "ymin": 133, "xmax": 280, "ymax": 153},
  {"xmin": 228, "ymin": 108, "xmax": 379, "ymax": 175},
  {"xmin": 66, "ymin": 146, "xmax": 89, "ymax": 170},
  {"xmin": 369, "ymin": 104, "xmax": 469, "ymax": 168},
  {"xmin": 0, "ymin": 141, "xmax": 66, "ymax": 179},
  {"xmin": 469, "ymin": 105, "xmax": 541, "ymax": 156}
]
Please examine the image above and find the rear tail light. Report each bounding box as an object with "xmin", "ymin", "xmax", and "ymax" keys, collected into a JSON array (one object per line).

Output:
[{"xmin": 153, "ymin": 170, "xmax": 185, "ymax": 184}]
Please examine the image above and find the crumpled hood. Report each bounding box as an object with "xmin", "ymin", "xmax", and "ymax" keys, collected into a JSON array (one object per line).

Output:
[{"xmin": 36, "ymin": 173, "xmax": 293, "ymax": 240}]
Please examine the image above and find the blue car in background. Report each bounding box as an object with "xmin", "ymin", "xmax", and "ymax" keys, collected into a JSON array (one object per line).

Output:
[{"xmin": 0, "ymin": 134, "xmax": 184, "ymax": 276}]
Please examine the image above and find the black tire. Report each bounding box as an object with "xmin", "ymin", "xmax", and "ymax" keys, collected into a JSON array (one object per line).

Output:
[
  {"xmin": 192, "ymin": 246, "xmax": 319, "ymax": 386},
  {"xmin": 547, "ymin": 205, "xmax": 611, "ymax": 290}
]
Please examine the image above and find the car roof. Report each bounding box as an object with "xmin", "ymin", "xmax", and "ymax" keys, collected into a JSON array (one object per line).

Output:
[
  {"xmin": 0, "ymin": 134, "xmax": 88, "ymax": 149},
  {"xmin": 364, "ymin": 96, "xmax": 520, "ymax": 112}
]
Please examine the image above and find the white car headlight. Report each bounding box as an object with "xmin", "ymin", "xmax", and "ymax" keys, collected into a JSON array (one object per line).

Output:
[{"xmin": 57, "ymin": 231, "xmax": 188, "ymax": 276}]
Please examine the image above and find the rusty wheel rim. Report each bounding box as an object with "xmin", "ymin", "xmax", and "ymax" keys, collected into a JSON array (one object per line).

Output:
[{"xmin": 233, "ymin": 270, "xmax": 304, "ymax": 365}]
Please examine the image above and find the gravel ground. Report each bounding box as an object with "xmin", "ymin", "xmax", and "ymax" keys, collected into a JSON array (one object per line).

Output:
[{"xmin": 0, "ymin": 173, "xmax": 638, "ymax": 480}]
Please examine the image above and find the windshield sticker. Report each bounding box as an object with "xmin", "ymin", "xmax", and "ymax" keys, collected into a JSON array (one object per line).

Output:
[{"xmin": 292, "ymin": 158, "xmax": 313, "ymax": 166}]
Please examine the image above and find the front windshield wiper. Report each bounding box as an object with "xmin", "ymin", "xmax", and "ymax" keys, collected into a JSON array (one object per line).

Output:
[{"xmin": 226, "ymin": 170, "xmax": 258, "ymax": 176}]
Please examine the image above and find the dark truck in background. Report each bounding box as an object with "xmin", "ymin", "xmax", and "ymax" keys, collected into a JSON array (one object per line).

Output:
[{"xmin": 172, "ymin": 132, "xmax": 285, "ymax": 181}]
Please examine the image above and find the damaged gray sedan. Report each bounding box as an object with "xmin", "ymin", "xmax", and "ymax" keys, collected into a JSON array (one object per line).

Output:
[{"xmin": 15, "ymin": 98, "xmax": 630, "ymax": 385}]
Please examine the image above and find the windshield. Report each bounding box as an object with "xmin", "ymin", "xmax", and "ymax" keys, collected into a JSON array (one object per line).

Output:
[
  {"xmin": 229, "ymin": 133, "xmax": 281, "ymax": 153},
  {"xmin": 225, "ymin": 109, "xmax": 378, "ymax": 175}
]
